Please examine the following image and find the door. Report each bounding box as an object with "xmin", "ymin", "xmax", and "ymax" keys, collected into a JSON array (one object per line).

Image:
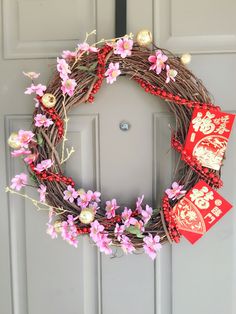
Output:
[{"xmin": 0, "ymin": 1, "xmax": 235, "ymax": 314}]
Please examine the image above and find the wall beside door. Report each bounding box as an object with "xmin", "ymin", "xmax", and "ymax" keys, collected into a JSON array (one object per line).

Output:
[{"xmin": 0, "ymin": 1, "xmax": 235, "ymax": 314}]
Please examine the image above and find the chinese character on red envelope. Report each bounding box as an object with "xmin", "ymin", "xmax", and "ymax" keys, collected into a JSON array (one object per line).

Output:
[
  {"xmin": 184, "ymin": 108, "xmax": 235, "ymax": 170},
  {"xmin": 172, "ymin": 180, "xmax": 232, "ymax": 244}
]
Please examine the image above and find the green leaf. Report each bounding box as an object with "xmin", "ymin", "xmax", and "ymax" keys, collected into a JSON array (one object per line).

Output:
[
  {"xmin": 153, "ymin": 208, "xmax": 161, "ymax": 215},
  {"xmin": 126, "ymin": 226, "xmax": 144, "ymax": 238},
  {"xmin": 89, "ymin": 61, "xmax": 98, "ymax": 71},
  {"xmin": 37, "ymin": 133, "xmax": 43, "ymax": 146},
  {"xmin": 77, "ymin": 65, "xmax": 90, "ymax": 71},
  {"xmin": 29, "ymin": 172, "xmax": 38, "ymax": 184}
]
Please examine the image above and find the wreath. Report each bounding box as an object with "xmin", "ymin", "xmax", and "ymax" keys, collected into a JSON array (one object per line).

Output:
[{"xmin": 6, "ymin": 30, "xmax": 233, "ymax": 259}]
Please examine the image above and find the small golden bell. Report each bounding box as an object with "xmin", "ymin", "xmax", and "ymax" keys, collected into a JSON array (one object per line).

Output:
[
  {"xmin": 180, "ymin": 53, "xmax": 191, "ymax": 65},
  {"xmin": 136, "ymin": 30, "xmax": 153, "ymax": 47},
  {"xmin": 79, "ymin": 208, "xmax": 95, "ymax": 224},
  {"xmin": 42, "ymin": 93, "xmax": 56, "ymax": 108},
  {"xmin": 53, "ymin": 221, "xmax": 62, "ymax": 233},
  {"xmin": 8, "ymin": 132, "xmax": 21, "ymax": 149}
]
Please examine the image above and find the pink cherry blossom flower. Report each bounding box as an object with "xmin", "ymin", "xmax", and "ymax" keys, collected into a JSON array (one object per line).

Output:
[
  {"xmin": 121, "ymin": 207, "xmax": 133, "ymax": 227},
  {"xmin": 148, "ymin": 50, "xmax": 168, "ymax": 75},
  {"xmin": 61, "ymin": 50, "xmax": 77, "ymax": 60},
  {"xmin": 63, "ymin": 185, "xmax": 78, "ymax": 203},
  {"xmin": 90, "ymin": 220, "xmax": 105, "ymax": 243},
  {"xmin": 38, "ymin": 184, "xmax": 47, "ymax": 202},
  {"xmin": 114, "ymin": 37, "xmax": 133, "ymax": 58},
  {"xmin": 10, "ymin": 173, "xmax": 27, "ymax": 191},
  {"xmin": 141, "ymin": 205, "xmax": 153, "ymax": 224},
  {"xmin": 165, "ymin": 182, "xmax": 186, "ymax": 200},
  {"xmin": 17, "ymin": 130, "xmax": 35, "ymax": 148},
  {"xmin": 105, "ymin": 62, "xmax": 121, "ymax": 84},
  {"xmin": 96, "ymin": 233, "xmax": 112, "ymax": 255},
  {"xmin": 77, "ymin": 42, "xmax": 98, "ymax": 53},
  {"xmin": 130, "ymin": 218, "xmax": 145, "ymax": 232},
  {"xmin": 165, "ymin": 65, "xmax": 177, "ymax": 83},
  {"xmin": 120, "ymin": 235, "xmax": 135, "ymax": 254},
  {"xmin": 34, "ymin": 114, "xmax": 53, "ymax": 128},
  {"xmin": 61, "ymin": 215, "xmax": 78, "ymax": 248},
  {"xmin": 114, "ymin": 223, "xmax": 125, "ymax": 241},
  {"xmin": 57, "ymin": 57, "xmax": 71, "ymax": 79},
  {"xmin": 23, "ymin": 72, "xmax": 40, "ymax": 79},
  {"xmin": 61, "ymin": 78, "xmax": 77, "ymax": 96},
  {"xmin": 46, "ymin": 223, "xmax": 58, "ymax": 239},
  {"xmin": 24, "ymin": 153, "xmax": 37, "ymax": 164},
  {"xmin": 136, "ymin": 195, "xmax": 144, "ymax": 213},
  {"xmin": 34, "ymin": 159, "xmax": 53, "ymax": 172},
  {"xmin": 24, "ymin": 83, "xmax": 46, "ymax": 96},
  {"xmin": 11, "ymin": 148, "xmax": 31, "ymax": 157},
  {"xmin": 105, "ymin": 199, "xmax": 120, "ymax": 219},
  {"xmin": 77, "ymin": 191, "xmax": 93, "ymax": 208},
  {"xmin": 143, "ymin": 233, "xmax": 162, "ymax": 260},
  {"xmin": 90, "ymin": 191, "xmax": 101, "ymax": 203}
]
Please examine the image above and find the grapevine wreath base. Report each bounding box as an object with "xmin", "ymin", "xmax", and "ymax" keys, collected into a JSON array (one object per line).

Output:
[{"xmin": 6, "ymin": 30, "xmax": 232, "ymax": 259}]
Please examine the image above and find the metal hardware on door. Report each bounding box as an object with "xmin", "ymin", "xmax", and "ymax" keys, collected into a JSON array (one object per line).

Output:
[{"xmin": 119, "ymin": 121, "xmax": 130, "ymax": 131}]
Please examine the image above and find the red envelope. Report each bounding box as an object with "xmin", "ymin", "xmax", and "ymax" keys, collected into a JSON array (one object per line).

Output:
[
  {"xmin": 184, "ymin": 108, "xmax": 235, "ymax": 170},
  {"xmin": 172, "ymin": 180, "xmax": 232, "ymax": 244}
]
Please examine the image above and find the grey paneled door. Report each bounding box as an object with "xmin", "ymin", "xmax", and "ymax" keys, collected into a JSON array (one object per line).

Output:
[{"xmin": 0, "ymin": 1, "xmax": 235, "ymax": 314}]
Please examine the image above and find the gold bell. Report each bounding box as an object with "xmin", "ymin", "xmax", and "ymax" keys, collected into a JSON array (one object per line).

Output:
[
  {"xmin": 8, "ymin": 132, "xmax": 21, "ymax": 149},
  {"xmin": 53, "ymin": 221, "xmax": 62, "ymax": 233},
  {"xmin": 79, "ymin": 208, "xmax": 95, "ymax": 224},
  {"xmin": 180, "ymin": 53, "xmax": 191, "ymax": 65},
  {"xmin": 136, "ymin": 29, "xmax": 153, "ymax": 47},
  {"xmin": 42, "ymin": 93, "xmax": 56, "ymax": 108}
]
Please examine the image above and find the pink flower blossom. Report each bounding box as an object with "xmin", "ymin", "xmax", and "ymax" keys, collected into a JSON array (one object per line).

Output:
[
  {"xmin": 34, "ymin": 114, "xmax": 54, "ymax": 128},
  {"xmin": 61, "ymin": 50, "xmax": 77, "ymax": 60},
  {"xmin": 105, "ymin": 199, "xmax": 120, "ymax": 219},
  {"xmin": 63, "ymin": 185, "xmax": 78, "ymax": 203},
  {"xmin": 61, "ymin": 78, "xmax": 77, "ymax": 96},
  {"xmin": 17, "ymin": 130, "xmax": 34, "ymax": 148},
  {"xmin": 11, "ymin": 148, "xmax": 31, "ymax": 157},
  {"xmin": 48, "ymin": 208, "xmax": 55, "ymax": 223},
  {"xmin": 96, "ymin": 233, "xmax": 112, "ymax": 255},
  {"xmin": 136, "ymin": 195, "xmax": 144, "ymax": 213},
  {"xmin": 23, "ymin": 72, "xmax": 40, "ymax": 79},
  {"xmin": 130, "ymin": 218, "xmax": 145, "ymax": 232},
  {"xmin": 114, "ymin": 223, "xmax": 125, "ymax": 241},
  {"xmin": 165, "ymin": 182, "xmax": 186, "ymax": 200},
  {"xmin": 143, "ymin": 233, "xmax": 162, "ymax": 260},
  {"xmin": 10, "ymin": 173, "xmax": 27, "ymax": 191},
  {"xmin": 121, "ymin": 207, "xmax": 133, "ymax": 227},
  {"xmin": 38, "ymin": 184, "xmax": 47, "ymax": 202},
  {"xmin": 120, "ymin": 235, "xmax": 135, "ymax": 254},
  {"xmin": 165, "ymin": 65, "xmax": 177, "ymax": 83},
  {"xmin": 34, "ymin": 159, "xmax": 53, "ymax": 172},
  {"xmin": 90, "ymin": 191, "xmax": 101, "ymax": 203},
  {"xmin": 61, "ymin": 215, "xmax": 78, "ymax": 248},
  {"xmin": 77, "ymin": 191, "xmax": 92, "ymax": 208},
  {"xmin": 24, "ymin": 83, "xmax": 46, "ymax": 96},
  {"xmin": 141, "ymin": 205, "xmax": 153, "ymax": 224},
  {"xmin": 77, "ymin": 42, "xmax": 98, "ymax": 53},
  {"xmin": 148, "ymin": 50, "xmax": 168, "ymax": 75},
  {"xmin": 105, "ymin": 62, "xmax": 121, "ymax": 84},
  {"xmin": 90, "ymin": 220, "xmax": 105, "ymax": 243},
  {"xmin": 46, "ymin": 223, "xmax": 58, "ymax": 239},
  {"xmin": 114, "ymin": 37, "xmax": 133, "ymax": 58},
  {"xmin": 24, "ymin": 153, "xmax": 37, "ymax": 164},
  {"xmin": 57, "ymin": 57, "xmax": 71, "ymax": 79}
]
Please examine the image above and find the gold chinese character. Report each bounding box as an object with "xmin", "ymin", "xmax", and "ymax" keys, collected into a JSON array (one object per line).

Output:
[
  {"xmin": 204, "ymin": 213, "xmax": 216, "ymax": 224},
  {"xmin": 211, "ymin": 206, "xmax": 222, "ymax": 217},
  {"xmin": 192, "ymin": 111, "xmax": 216, "ymax": 135},
  {"xmin": 190, "ymin": 186, "xmax": 214, "ymax": 209}
]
